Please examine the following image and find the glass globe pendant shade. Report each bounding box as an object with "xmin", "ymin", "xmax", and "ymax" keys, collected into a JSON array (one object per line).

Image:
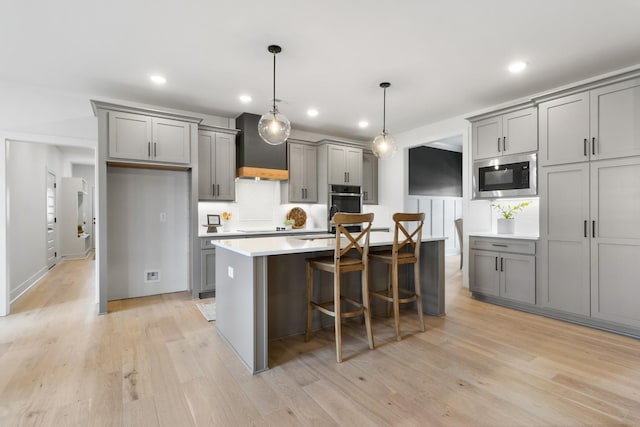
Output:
[
  {"xmin": 258, "ymin": 107, "xmax": 291, "ymax": 145},
  {"xmin": 372, "ymin": 131, "xmax": 397, "ymax": 159}
]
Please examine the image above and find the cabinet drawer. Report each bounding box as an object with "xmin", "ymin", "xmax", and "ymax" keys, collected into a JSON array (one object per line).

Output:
[{"xmin": 469, "ymin": 237, "xmax": 535, "ymax": 255}]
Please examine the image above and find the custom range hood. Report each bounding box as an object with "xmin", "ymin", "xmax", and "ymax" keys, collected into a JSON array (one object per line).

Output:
[{"xmin": 236, "ymin": 113, "xmax": 289, "ymax": 180}]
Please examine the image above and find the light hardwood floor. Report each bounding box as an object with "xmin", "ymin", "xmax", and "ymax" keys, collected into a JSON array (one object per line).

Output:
[{"xmin": 1, "ymin": 255, "xmax": 639, "ymax": 426}]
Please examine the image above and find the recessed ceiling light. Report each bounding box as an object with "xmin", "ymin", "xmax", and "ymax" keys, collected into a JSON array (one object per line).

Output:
[
  {"xmin": 150, "ymin": 75, "xmax": 167, "ymax": 85},
  {"xmin": 358, "ymin": 120, "xmax": 369, "ymax": 129},
  {"xmin": 307, "ymin": 109, "xmax": 319, "ymax": 117},
  {"xmin": 239, "ymin": 94, "xmax": 252, "ymax": 103},
  {"xmin": 508, "ymin": 61, "xmax": 527, "ymax": 74}
]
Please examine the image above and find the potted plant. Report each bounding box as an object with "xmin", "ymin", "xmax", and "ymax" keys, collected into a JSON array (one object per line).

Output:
[{"xmin": 492, "ymin": 201, "xmax": 529, "ymax": 234}]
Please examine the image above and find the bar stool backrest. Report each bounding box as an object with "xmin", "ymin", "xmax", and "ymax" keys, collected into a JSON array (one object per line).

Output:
[
  {"xmin": 391, "ymin": 212, "xmax": 425, "ymax": 259},
  {"xmin": 332, "ymin": 212, "xmax": 375, "ymax": 266}
]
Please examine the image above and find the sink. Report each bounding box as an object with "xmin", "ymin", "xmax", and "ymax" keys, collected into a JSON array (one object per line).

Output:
[{"xmin": 295, "ymin": 234, "xmax": 336, "ymax": 240}]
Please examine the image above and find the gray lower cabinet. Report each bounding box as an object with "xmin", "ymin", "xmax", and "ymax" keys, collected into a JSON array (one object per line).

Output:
[
  {"xmin": 198, "ymin": 128, "xmax": 236, "ymax": 201},
  {"xmin": 469, "ymin": 237, "xmax": 536, "ymax": 305},
  {"xmin": 539, "ymin": 157, "xmax": 640, "ymax": 329},
  {"xmin": 362, "ymin": 152, "xmax": 378, "ymax": 204},
  {"xmin": 287, "ymin": 141, "xmax": 318, "ymax": 203},
  {"xmin": 200, "ymin": 238, "xmax": 216, "ymax": 296}
]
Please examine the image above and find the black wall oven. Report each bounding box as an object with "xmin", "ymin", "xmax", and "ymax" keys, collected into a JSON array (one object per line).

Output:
[
  {"xmin": 328, "ymin": 185, "xmax": 363, "ymax": 232},
  {"xmin": 473, "ymin": 153, "xmax": 537, "ymax": 199}
]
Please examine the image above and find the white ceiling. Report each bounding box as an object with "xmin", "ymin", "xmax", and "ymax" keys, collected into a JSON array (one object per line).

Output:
[{"xmin": 2, "ymin": 0, "xmax": 640, "ymax": 141}]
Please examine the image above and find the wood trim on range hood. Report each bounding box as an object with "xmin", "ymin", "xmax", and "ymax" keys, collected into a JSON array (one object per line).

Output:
[
  {"xmin": 237, "ymin": 166, "xmax": 288, "ymax": 180},
  {"xmin": 236, "ymin": 112, "xmax": 288, "ymax": 180}
]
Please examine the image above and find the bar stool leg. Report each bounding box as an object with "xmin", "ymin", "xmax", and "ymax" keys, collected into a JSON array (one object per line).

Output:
[
  {"xmin": 334, "ymin": 273, "xmax": 343, "ymax": 363},
  {"xmin": 414, "ymin": 261, "xmax": 425, "ymax": 332},
  {"xmin": 361, "ymin": 267, "xmax": 374, "ymax": 350},
  {"xmin": 392, "ymin": 262, "xmax": 401, "ymax": 341},
  {"xmin": 305, "ymin": 263, "xmax": 313, "ymax": 342}
]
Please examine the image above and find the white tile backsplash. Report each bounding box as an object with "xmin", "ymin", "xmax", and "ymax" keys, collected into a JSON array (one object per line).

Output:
[{"xmin": 489, "ymin": 198, "xmax": 539, "ymax": 236}]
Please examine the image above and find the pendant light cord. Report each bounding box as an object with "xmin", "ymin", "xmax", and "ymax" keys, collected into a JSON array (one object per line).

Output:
[
  {"xmin": 272, "ymin": 52, "xmax": 277, "ymax": 111},
  {"xmin": 382, "ymin": 86, "xmax": 387, "ymax": 134}
]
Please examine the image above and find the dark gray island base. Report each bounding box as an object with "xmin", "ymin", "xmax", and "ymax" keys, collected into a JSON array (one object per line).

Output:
[{"xmin": 213, "ymin": 234, "xmax": 446, "ymax": 373}]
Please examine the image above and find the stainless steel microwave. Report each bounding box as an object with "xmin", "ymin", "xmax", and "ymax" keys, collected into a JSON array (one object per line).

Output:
[{"xmin": 472, "ymin": 153, "xmax": 537, "ymax": 199}]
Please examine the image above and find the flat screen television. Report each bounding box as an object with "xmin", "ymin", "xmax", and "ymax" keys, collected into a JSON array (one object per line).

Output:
[{"xmin": 408, "ymin": 146, "xmax": 462, "ymax": 197}]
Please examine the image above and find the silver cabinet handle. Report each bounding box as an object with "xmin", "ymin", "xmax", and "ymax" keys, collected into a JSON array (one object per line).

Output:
[
  {"xmin": 503, "ymin": 136, "xmax": 507, "ymax": 152},
  {"xmin": 217, "ymin": 184, "xmax": 220, "ymax": 196},
  {"xmin": 592, "ymin": 137, "xmax": 596, "ymax": 156},
  {"xmin": 154, "ymin": 142, "xmax": 157, "ymax": 157},
  {"xmin": 584, "ymin": 220, "xmax": 587, "ymax": 238},
  {"xmin": 584, "ymin": 138, "xmax": 588, "ymax": 157},
  {"xmin": 491, "ymin": 243, "xmax": 508, "ymax": 247},
  {"xmin": 495, "ymin": 256, "xmax": 498, "ymax": 271},
  {"xmin": 212, "ymin": 184, "xmax": 215, "ymax": 196},
  {"xmin": 500, "ymin": 257, "xmax": 504, "ymax": 272},
  {"xmin": 148, "ymin": 142, "xmax": 151, "ymax": 157},
  {"xmin": 344, "ymin": 172, "xmax": 347, "ymax": 183},
  {"xmin": 592, "ymin": 220, "xmax": 596, "ymax": 238},
  {"xmin": 497, "ymin": 137, "xmax": 501, "ymax": 152}
]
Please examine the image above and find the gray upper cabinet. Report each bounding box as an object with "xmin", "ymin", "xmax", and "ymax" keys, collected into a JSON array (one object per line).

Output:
[
  {"xmin": 198, "ymin": 130, "xmax": 236, "ymax": 201},
  {"xmin": 327, "ymin": 144, "xmax": 362, "ymax": 186},
  {"xmin": 590, "ymin": 78, "xmax": 640, "ymax": 161},
  {"xmin": 288, "ymin": 142, "xmax": 318, "ymax": 203},
  {"xmin": 362, "ymin": 152, "xmax": 378, "ymax": 204},
  {"xmin": 108, "ymin": 111, "xmax": 191, "ymax": 164},
  {"xmin": 539, "ymin": 77, "xmax": 640, "ymax": 167},
  {"xmin": 471, "ymin": 107, "xmax": 537, "ymax": 160}
]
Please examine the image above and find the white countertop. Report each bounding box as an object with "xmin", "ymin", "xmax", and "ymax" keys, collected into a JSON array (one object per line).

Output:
[
  {"xmin": 469, "ymin": 232, "xmax": 539, "ymax": 241},
  {"xmin": 213, "ymin": 232, "xmax": 447, "ymax": 257}
]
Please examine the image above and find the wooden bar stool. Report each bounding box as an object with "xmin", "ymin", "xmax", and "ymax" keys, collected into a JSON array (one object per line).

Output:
[
  {"xmin": 305, "ymin": 212, "xmax": 375, "ymax": 363},
  {"xmin": 369, "ymin": 212, "xmax": 425, "ymax": 341}
]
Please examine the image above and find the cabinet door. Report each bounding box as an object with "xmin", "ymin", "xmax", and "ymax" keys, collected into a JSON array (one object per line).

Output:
[
  {"xmin": 590, "ymin": 158, "xmax": 640, "ymax": 327},
  {"xmin": 345, "ymin": 147, "xmax": 363, "ymax": 186},
  {"xmin": 539, "ymin": 92, "xmax": 590, "ymax": 166},
  {"xmin": 213, "ymin": 133, "xmax": 236, "ymax": 201},
  {"xmin": 503, "ymin": 107, "xmax": 537, "ymax": 155},
  {"xmin": 500, "ymin": 253, "xmax": 535, "ymax": 304},
  {"xmin": 590, "ymin": 78, "xmax": 640, "ymax": 161},
  {"xmin": 539, "ymin": 163, "xmax": 590, "ymax": 315},
  {"xmin": 303, "ymin": 145, "xmax": 318, "ymax": 202},
  {"xmin": 152, "ymin": 118, "xmax": 191, "ymax": 164},
  {"xmin": 362, "ymin": 152, "xmax": 378, "ymax": 204},
  {"xmin": 472, "ymin": 116, "xmax": 502, "ymax": 160},
  {"xmin": 108, "ymin": 111, "xmax": 152, "ymax": 161},
  {"xmin": 469, "ymin": 249, "xmax": 500, "ymax": 296},
  {"xmin": 198, "ymin": 131, "xmax": 215, "ymax": 200},
  {"xmin": 288, "ymin": 143, "xmax": 305, "ymax": 202},
  {"xmin": 328, "ymin": 145, "xmax": 347, "ymax": 185},
  {"xmin": 201, "ymin": 249, "xmax": 216, "ymax": 293}
]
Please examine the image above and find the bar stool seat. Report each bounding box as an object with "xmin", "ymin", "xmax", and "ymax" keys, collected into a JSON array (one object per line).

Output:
[
  {"xmin": 369, "ymin": 212, "xmax": 426, "ymax": 341},
  {"xmin": 305, "ymin": 212, "xmax": 375, "ymax": 363}
]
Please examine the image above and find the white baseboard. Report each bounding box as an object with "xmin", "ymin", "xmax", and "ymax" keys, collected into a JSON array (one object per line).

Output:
[{"xmin": 10, "ymin": 265, "xmax": 49, "ymax": 303}]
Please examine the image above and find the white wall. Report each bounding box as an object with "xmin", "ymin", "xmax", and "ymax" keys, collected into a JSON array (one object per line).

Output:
[
  {"xmin": 6, "ymin": 141, "xmax": 64, "ymax": 301},
  {"xmin": 107, "ymin": 167, "xmax": 189, "ymax": 300}
]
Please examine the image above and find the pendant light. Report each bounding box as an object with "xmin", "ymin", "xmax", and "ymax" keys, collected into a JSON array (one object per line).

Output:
[
  {"xmin": 258, "ymin": 45, "xmax": 291, "ymax": 145},
  {"xmin": 371, "ymin": 82, "xmax": 397, "ymax": 159}
]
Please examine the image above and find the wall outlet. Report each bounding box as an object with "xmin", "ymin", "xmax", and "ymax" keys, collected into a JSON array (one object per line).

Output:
[
  {"xmin": 228, "ymin": 266, "xmax": 234, "ymax": 279},
  {"xmin": 144, "ymin": 270, "xmax": 160, "ymax": 283}
]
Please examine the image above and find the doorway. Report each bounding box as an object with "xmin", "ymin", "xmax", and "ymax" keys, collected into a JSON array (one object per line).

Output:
[{"xmin": 46, "ymin": 170, "xmax": 57, "ymax": 269}]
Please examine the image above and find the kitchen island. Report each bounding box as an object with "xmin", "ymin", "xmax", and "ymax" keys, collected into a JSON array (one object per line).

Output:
[{"xmin": 213, "ymin": 232, "xmax": 446, "ymax": 373}]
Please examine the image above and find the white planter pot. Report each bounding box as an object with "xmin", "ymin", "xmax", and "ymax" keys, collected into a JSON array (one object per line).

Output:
[{"xmin": 497, "ymin": 218, "xmax": 515, "ymax": 234}]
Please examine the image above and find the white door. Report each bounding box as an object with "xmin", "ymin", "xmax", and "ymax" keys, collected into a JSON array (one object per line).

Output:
[{"xmin": 46, "ymin": 171, "xmax": 57, "ymax": 269}]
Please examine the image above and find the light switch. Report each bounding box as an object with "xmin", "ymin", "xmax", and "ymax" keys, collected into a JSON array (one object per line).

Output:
[
  {"xmin": 228, "ymin": 266, "xmax": 234, "ymax": 278},
  {"xmin": 160, "ymin": 212, "xmax": 167, "ymax": 222}
]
